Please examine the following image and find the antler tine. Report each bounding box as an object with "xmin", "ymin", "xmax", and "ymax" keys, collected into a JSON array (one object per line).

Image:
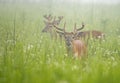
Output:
[
  {"xmin": 53, "ymin": 23, "xmax": 64, "ymax": 32},
  {"xmin": 43, "ymin": 14, "xmax": 47, "ymax": 19},
  {"xmin": 74, "ymin": 23, "xmax": 77, "ymax": 33},
  {"xmin": 63, "ymin": 22, "xmax": 66, "ymax": 33},
  {"xmin": 56, "ymin": 30, "xmax": 64, "ymax": 34},
  {"xmin": 58, "ymin": 16, "xmax": 63, "ymax": 20},
  {"xmin": 43, "ymin": 14, "xmax": 52, "ymax": 21},
  {"xmin": 48, "ymin": 14, "xmax": 51, "ymax": 18},
  {"xmin": 48, "ymin": 14, "xmax": 53, "ymax": 21},
  {"xmin": 76, "ymin": 22, "xmax": 85, "ymax": 31},
  {"xmin": 53, "ymin": 16, "xmax": 56, "ymax": 21}
]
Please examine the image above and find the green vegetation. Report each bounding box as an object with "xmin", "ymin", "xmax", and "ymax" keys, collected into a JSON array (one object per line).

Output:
[{"xmin": 0, "ymin": 2, "xmax": 120, "ymax": 83}]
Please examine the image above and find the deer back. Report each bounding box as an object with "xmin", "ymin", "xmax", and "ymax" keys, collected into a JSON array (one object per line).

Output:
[
  {"xmin": 77, "ymin": 30, "xmax": 105, "ymax": 40},
  {"xmin": 91, "ymin": 30, "xmax": 105, "ymax": 39}
]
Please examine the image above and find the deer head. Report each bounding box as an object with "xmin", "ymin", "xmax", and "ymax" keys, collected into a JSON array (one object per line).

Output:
[
  {"xmin": 42, "ymin": 14, "xmax": 63, "ymax": 32},
  {"xmin": 54, "ymin": 22, "xmax": 85, "ymax": 40}
]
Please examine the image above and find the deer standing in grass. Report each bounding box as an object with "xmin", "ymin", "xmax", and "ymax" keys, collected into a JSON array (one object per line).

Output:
[
  {"xmin": 42, "ymin": 14, "xmax": 63, "ymax": 39},
  {"xmin": 74, "ymin": 23, "xmax": 105, "ymax": 41},
  {"xmin": 76, "ymin": 30, "xmax": 105, "ymax": 41},
  {"xmin": 54, "ymin": 22, "xmax": 87, "ymax": 58}
]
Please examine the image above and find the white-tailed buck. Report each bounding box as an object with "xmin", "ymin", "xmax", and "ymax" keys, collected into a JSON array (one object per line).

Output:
[
  {"xmin": 42, "ymin": 14, "xmax": 63, "ymax": 39},
  {"xmin": 75, "ymin": 24, "xmax": 105, "ymax": 41},
  {"xmin": 54, "ymin": 22, "xmax": 87, "ymax": 58},
  {"xmin": 76, "ymin": 30, "xmax": 105, "ymax": 41}
]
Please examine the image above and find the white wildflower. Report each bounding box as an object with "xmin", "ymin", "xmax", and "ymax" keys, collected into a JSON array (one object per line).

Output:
[
  {"xmin": 111, "ymin": 56, "xmax": 115, "ymax": 61},
  {"xmin": 27, "ymin": 44, "xmax": 33, "ymax": 50},
  {"xmin": 72, "ymin": 65, "xmax": 78, "ymax": 70},
  {"xmin": 64, "ymin": 54, "xmax": 68, "ymax": 57}
]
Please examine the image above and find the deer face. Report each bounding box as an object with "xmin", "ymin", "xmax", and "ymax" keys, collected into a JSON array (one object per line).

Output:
[
  {"xmin": 42, "ymin": 15, "xmax": 63, "ymax": 33},
  {"xmin": 42, "ymin": 22, "xmax": 53, "ymax": 32},
  {"xmin": 64, "ymin": 32, "xmax": 74, "ymax": 47}
]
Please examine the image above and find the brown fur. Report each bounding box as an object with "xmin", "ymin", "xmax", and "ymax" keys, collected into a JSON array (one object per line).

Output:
[
  {"xmin": 72, "ymin": 40, "xmax": 87, "ymax": 58},
  {"xmin": 77, "ymin": 30, "xmax": 105, "ymax": 40}
]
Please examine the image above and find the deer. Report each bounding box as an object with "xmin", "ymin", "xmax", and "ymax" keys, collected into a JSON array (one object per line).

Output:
[
  {"xmin": 75, "ymin": 24, "xmax": 105, "ymax": 42},
  {"xmin": 54, "ymin": 22, "xmax": 87, "ymax": 59},
  {"xmin": 42, "ymin": 14, "xmax": 63, "ymax": 40},
  {"xmin": 76, "ymin": 30, "xmax": 105, "ymax": 41}
]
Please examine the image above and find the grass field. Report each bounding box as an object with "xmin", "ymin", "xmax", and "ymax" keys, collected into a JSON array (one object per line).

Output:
[{"xmin": 0, "ymin": 2, "xmax": 120, "ymax": 83}]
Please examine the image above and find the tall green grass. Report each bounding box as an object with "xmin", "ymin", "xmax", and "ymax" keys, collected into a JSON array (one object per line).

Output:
[{"xmin": 0, "ymin": 2, "xmax": 120, "ymax": 83}]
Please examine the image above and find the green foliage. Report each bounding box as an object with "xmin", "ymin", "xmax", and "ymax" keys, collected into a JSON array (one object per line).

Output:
[{"xmin": 0, "ymin": 3, "xmax": 120, "ymax": 83}]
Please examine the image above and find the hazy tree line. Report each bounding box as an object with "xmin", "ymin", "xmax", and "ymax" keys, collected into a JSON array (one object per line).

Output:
[
  {"xmin": 0, "ymin": 0, "xmax": 120, "ymax": 4},
  {"xmin": 0, "ymin": 0, "xmax": 53, "ymax": 4}
]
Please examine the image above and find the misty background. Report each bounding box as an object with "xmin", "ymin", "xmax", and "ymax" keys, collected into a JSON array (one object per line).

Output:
[
  {"xmin": 0, "ymin": 0, "xmax": 120, "ymax": 4},
  {"xmin": 0, "ymin": 0, "xmax": 120, "ymax": 32}
]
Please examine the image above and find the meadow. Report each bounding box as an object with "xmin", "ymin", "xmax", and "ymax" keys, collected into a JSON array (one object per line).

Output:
[{"xmin": 0, "ymin": 2, "xmax": 120, "ymax": 83}]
